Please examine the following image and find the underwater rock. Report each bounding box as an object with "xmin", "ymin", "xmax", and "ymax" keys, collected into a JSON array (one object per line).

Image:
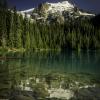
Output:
[
  {"xmin": 48, "ymin": 88, "xmax": 74, "ymax": 99},
  {"xmin": 74, "ymin": 87, "xmax": 100, "ymax": 100}
]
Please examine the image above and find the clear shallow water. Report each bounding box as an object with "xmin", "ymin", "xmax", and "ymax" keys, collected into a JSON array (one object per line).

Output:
[{"xmin": 0, "ymin": 50, "xmax": 100, "ymax": 99}]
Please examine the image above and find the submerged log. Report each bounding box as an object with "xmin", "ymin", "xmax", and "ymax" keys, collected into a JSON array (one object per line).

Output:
[{"xmin": 0, "ymin": 57, "xmax": 22, "ymax": 60}]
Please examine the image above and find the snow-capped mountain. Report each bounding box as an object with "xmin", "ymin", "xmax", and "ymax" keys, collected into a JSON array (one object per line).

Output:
[
  {"xmin": 19, "ymin": 1, "xmax": 74, "ymax": 14},
  {"xmin": 18, "ymin": 0, "xmax": 95, "ymax": 21}
]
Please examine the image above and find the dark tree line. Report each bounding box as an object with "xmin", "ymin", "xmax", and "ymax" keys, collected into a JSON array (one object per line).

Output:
[{"xmin": 0, "ymin": 1, "xmax": 100, "ymax": 51}]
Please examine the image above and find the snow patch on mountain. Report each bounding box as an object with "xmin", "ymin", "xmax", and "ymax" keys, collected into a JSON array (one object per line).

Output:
[
  {"xmin": 79, "ymin": 11, "xmax": 95, "ymax": 16},
  {"xmin": 46, "ymin": 1, "xmax": 74, "ymax": 13},
  {"xmin": 20, "ymin": 8, "xmax": 34, "ymax": 14}
]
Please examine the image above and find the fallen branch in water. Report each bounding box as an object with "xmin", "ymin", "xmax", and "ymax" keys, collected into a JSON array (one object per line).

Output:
[{"xmin": 0, "ymin": 57, "xmax": 22, "ymax": 60}]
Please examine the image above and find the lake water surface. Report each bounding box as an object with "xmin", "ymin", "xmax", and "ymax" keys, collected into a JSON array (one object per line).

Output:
[{"xmin": 0, "ymin": 50, "xmax": 100, "ymax": 100}]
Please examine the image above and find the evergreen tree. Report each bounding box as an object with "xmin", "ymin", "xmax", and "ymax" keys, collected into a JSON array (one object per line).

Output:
[{"xmin": 16, "ymin": 15, "xmax": 23, "ymax": 48}]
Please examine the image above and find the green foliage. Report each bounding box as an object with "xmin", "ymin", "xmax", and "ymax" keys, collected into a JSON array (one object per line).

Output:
[{"xmin": 0, "ymin": 3, "xmax": 100, "ymax": 51}]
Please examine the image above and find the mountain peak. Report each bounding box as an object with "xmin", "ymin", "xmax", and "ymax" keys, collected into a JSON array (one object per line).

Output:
[{"xmin": 46, "ymin": 0, "xmax": 74, "ymax": 13}]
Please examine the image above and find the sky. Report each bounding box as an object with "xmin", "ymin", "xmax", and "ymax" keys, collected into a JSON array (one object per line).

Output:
[{"xmin": 7, "ymin": 0, "xmax": 100, "ymax": 14}]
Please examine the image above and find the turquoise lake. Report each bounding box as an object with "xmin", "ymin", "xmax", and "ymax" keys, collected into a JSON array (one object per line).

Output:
[{"xmin": 0, "ymin": 50, "xmax": 100, "ymax": 100}]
